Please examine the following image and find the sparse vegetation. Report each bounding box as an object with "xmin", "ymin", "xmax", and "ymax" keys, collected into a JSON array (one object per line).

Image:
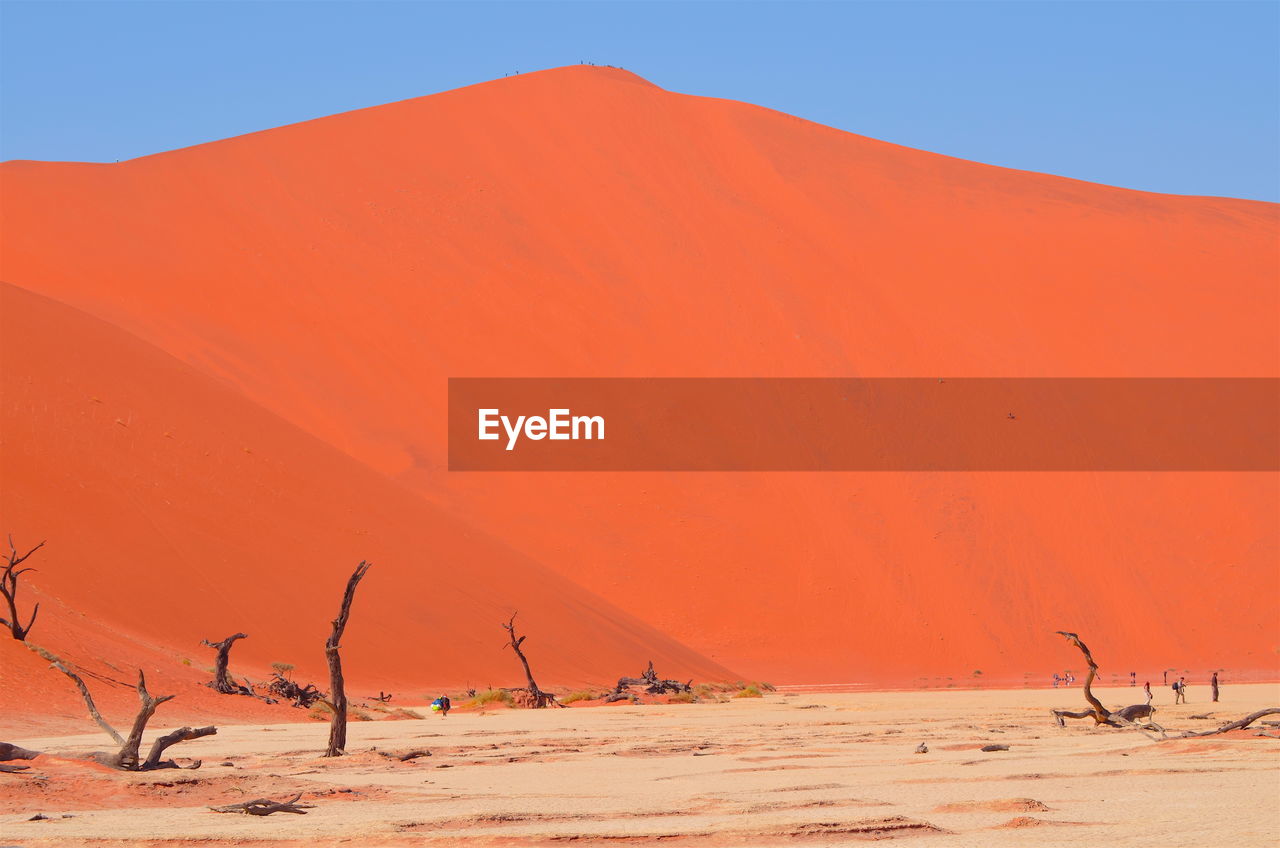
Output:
[
  {"xmin": 561, "ymin": 690, "xmax": 598, "ymax": 704},
  {"xmin": 733, "ymin": 684, "xmax": 763, "ymax": 699},
  {"xmin": 467, "ymin": 688, "xmax": 514, "ymax": 708},
  {"xmin": 272, "ymin": 662, "xmax": 295, "ymax": 678},
  {"xmin": 667, "ymin": 690, "xmax": 697, "ymax": 704}
]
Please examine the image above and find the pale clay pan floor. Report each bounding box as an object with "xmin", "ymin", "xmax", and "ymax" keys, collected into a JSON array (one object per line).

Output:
[{"xmin": 3, "ymin": 684, "xmax": 1278, "ymax": 846}]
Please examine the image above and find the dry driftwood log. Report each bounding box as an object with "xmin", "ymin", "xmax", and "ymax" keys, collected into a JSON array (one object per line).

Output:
[
  {"xmin": 1, "ymin": 536, "xmax": 44, "ymax": 640},
  {"xmin": 201, "ymin": 633, "xmax": 251, "ymax": 695},
  {"xmin": 210, "ymin": 793, "xmax": 314, "ymax": 815},
  {"xmin": 501, "ymin": 613, "xmax": 562, "ymax": 708},
  {"xmin": 376, "ymin": 748, "xmax": 431, "ymax": 761},
  {"xmin": 325, "ymin": 561, "xmax": 371, "ymax": 757},
  {"xmin": 1175, "ymin": 708, "xmax": 1280, "ymax": 738}
]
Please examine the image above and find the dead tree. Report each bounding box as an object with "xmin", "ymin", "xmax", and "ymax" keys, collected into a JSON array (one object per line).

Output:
[
  {"xmin": 501, "ymin": 613, "xmax": 562, "ymax": 708},
  {"xmin": 324, "ymin": 561, "xmax": 371, "ymax": 757},
  {"xmin": 1051, "ymin": 631, "xmax": 1113, "ymax": 725},
  {"xmin": 611, "ymin": 660, "xmax": 693, "ymax": 700},
  {"xmin": 46, "ymin": 661, "xmax": 215, "ymax": 770},
  {"xmin": 1052, "ymin": 631, "xmax": 1165, "ymax": 735},
  {"xmin": 266, "ymin": 672, "xmax": 323, "ymax": 708},
  {"xmin": 0, "ymin": 536, "xmax": 44, "ymax": 640},
  {"xmin": 101, "ymin": 670, "xmax": 216, "ymax": 770},
  {"xmin": 201, "ymin": 633, "xmax": 250, "ymax": 695}
]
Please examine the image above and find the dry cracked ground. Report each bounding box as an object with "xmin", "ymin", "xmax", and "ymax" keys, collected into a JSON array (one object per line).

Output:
[{"xmin": 2, "ymin": 685, "xmax": 1277, "ymax": 846}]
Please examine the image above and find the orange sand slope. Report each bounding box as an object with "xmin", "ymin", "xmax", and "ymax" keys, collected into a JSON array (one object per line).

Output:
[
  {"xmin": 1, "ymin": 66, "xmax": 1277, "ymax": 687},
  {"xmin": 0, "ymin": 283, "xmax": 733, "ymax": 712}
]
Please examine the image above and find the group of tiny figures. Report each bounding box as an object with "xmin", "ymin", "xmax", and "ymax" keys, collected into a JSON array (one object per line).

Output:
[{"xmin": 1054, "ymin": 670, "xmax": 1221, "ymax": 704}]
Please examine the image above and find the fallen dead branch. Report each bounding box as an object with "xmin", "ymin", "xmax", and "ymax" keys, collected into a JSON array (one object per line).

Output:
[
  {"xmin": 210, "ymin": 793, "xmax": 314, "ymax": 816},
  {"xmin": 376, "ymin": 748, "xmax": 431, "ymax": 761},
  {"xmin": 1174, "ymin": 708, "xmax": 1280, "ymax": 739}
]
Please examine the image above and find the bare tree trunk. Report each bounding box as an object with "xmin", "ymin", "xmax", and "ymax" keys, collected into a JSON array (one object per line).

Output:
[
  {"xmin": 107, "ymin": 670, "xmax": 176, "ymax": 770},
  {"xmin": 501, "ymin": 613, "xmax": 561, "ymax": 708},
  {"xmin": 325, "ymin": 561, "xmax": 371, "ymax": 757},
  {"xmin": 0, "ymin": 536, "xmax": 44, "ymax": 640},
  {"xmin": 201, "ymin": 633, "xmax": 248, "ymax": 694}
]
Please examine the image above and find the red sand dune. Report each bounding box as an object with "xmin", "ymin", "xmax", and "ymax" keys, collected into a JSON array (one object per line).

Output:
[
  {"xmin": 0, "ymin": 282, "xmax": 732, "ymax": 726},
  {"xmin": 1, "ymin": 66, "xmax": 1276, "ymax": 696}
]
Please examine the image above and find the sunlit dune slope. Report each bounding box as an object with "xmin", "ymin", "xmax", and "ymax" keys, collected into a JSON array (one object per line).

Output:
[
  {"xmin": 0, "ymin": 282, "xmax": 734, "ymax": 702},
  {"xmin": 2, "ymin": 66, "xmax": 1277, "ymax": 683}
]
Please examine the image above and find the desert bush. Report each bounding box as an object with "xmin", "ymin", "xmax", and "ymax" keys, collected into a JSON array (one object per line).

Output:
[
  {"xmin": 561, "ymin": 690, "xmax": 597, "ymax": 704},
  {"xmin": 272, "ymin": 662, "xmax": 295, "ymax": 678},
  {"xmin": 733, "ymin": 685, "xmax": 763, "ymax": 699},
  {"xmin": 667, "ymin": 690, "xmax": 697, "ymax": 704},
  {"xmin": 389, "ymin": 708, "xmax": 423, "ymax": 720},
  {"xmin": 307, "ymin": 701, "xmax": 334, "ymax": 721},
  {"xmin": 467, "ymin": 688, "xmax": 514, "ymax": 708}
]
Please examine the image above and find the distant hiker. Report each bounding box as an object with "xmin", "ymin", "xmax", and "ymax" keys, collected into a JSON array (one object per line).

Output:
[
  {"xmin": 1163, "ymin": 670, "xmax": 1169, "ymax": 685},
  {"xmin": 1052, "ymin": 673, "xmax": 1061, "ymax": 688},
  {"xmin": 1173, "ymin": 677, "xmax": 1187, "ymax": 704},
  {"xmin": 431, "ymin": 695, "xmax": 451, "ymax": 717},
  {"xmin": 1211, "ymin": 672, "xmax": 1220, "ymax": 702},
  {"xmin": 1144, "ymin": 681, "xmax": 1152, "ymax": 701},
  {"xmin": 1129, "ymin": 671, "xmax": 1137, "ymax": 687}
]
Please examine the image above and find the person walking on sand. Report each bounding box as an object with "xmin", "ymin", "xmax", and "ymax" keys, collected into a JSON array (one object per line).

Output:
[
  {"xmin": 1144, "ymin": 681, "xmax": 1152, "ymax": 702},
  {"xmin": 1211, "ymin": 672, "xmax": 1220, "ymax": 702},
  {"xmin": 1173, "ymin": 677, "xmax": 1187, "ymax": 704},
  {"xmin": 431, "ymin": 695, "xmax": 451, "ymax": 717},
  {"xmin": 1053, "ymin": 673, "xmax": 1061, "ymax": 688}
]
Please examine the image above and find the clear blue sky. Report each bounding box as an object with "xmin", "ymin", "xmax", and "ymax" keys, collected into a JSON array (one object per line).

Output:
[{"xmin": 2, "ymin": 1, "xmax": 1277, "ymax": 201}]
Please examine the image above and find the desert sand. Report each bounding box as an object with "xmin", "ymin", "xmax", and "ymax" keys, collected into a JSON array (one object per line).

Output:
[
  {"xmin": 3, "ymin": 685, "xmax": 1277, "ymax": 846},
  {"xmin": 1, "ymin": 65, "xmax": 1276, "ymax": 688}
]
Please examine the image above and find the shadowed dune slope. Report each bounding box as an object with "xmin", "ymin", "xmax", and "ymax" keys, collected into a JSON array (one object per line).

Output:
[
  {"xmin": 2, "ymin": 66, "xmax": 1277, "ymax": 683},
  {"xmin": 0, "ymin": 282, "xmax": 735, "ymax": 703}
]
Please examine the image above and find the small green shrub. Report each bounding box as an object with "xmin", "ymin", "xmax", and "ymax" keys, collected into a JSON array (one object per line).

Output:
[
  {"xmin": 733, "ymin": 685, "xmax": 763, "ymax": 699},
  {"xmin": 667, "ymin": 690, "xmax": 697, "ymax": 704},
  {"xmin": 561, "ymin": 690, "xmax": 598, "ymax": 704}
]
